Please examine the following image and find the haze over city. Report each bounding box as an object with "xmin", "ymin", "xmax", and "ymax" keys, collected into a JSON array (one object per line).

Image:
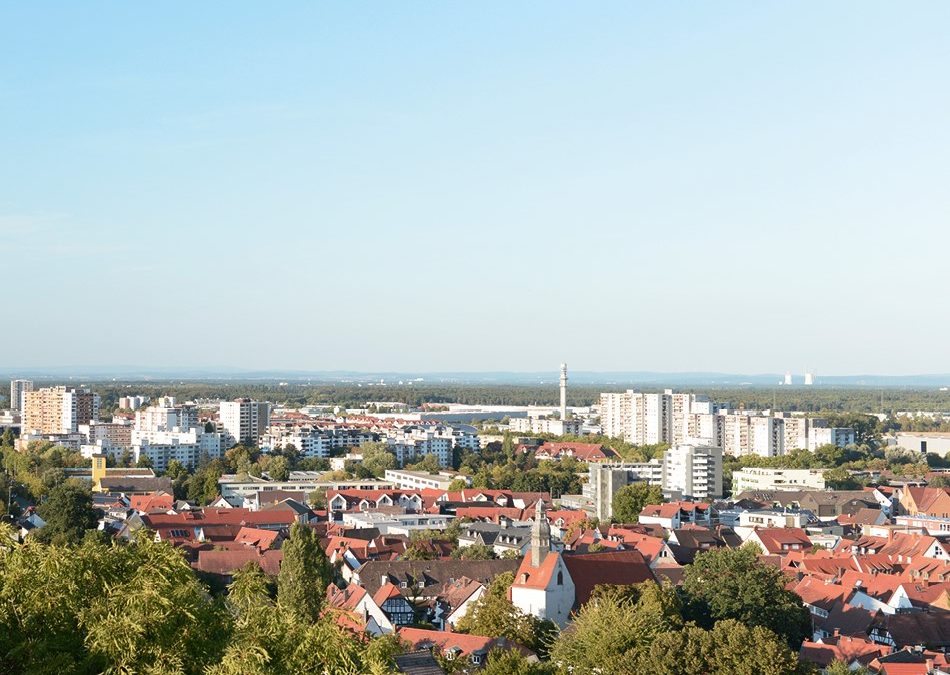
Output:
[{"xmin": 4, "ymin": 2, "xmax": 950, "ymax": 375}]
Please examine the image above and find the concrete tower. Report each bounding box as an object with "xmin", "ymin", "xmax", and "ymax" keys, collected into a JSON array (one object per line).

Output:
[
  {"xmin": 559, "ymin": 363, "xmax": 568, "ymax": 420},
  {"xmin": 530, "ymin": 499, "xmax": 551, "ymax": 567}
]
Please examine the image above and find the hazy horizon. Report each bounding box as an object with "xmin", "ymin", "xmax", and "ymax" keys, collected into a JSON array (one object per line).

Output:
[{"xmin": 4, "ymin": 3, "xmax": 949, "ymax": 374}]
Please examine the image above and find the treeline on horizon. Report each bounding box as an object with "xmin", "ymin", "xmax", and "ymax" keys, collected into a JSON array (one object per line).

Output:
[{"xmin": 11, "ymin": 381, "xmax": 950, "ymax": 415}]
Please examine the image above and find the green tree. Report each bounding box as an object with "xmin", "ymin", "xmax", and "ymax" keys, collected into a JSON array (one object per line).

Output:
[
  {"xmin": 267, "ymin": 455, "xmax": 290, "ymax": 481},
  {"xmin": 447, "ymin": 478, "xmax": 469, "ymax": 491},
  {"xmin": 482, "ymin": 649, "xmax": 553, "ymax": 675},
  {"xmin": 550, "ymin": 582, "xmax": 682, "ymax": 674},
  {"xmin": 360, "ymin": 442, "xmax": 398, "ymax": 477},
  {"xmin": 681, "ymin": 544, "xmax": 811, "ymax": 650},
  {"xmin": 456, "ymin": 572, "xmax": 556, "ymax": 656},
  {"xmin": 638, "ymin": 620, "xmax": 801, "ymax": 675},
  {"xmin": 35, "ymin": 480, "xmax": 99, "ymax": 545},
  {"xmin": 451, "ymin": 543, "xmax": 497, "ymax": 560},
  {"xmin": 611, "ymin": 482, "xmax": 663, "ymax": 523},
  {"xmin": 278, "ymin": 522, "xmax": 334, "ymax": 622}
]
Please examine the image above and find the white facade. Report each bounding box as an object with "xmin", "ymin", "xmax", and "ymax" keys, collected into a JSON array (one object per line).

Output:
[
  {"xmin": 732, "ymin": 467, "xmax": 827, "ymax": 494},
  {"xmin": 384, "ymin": 469, "xmax": 465, "ymax": 491},
  {"xmin": 808, "ymin": 426, "xmax": 855, "ymax": 451},
  {"xmin": 599, "ymin": 390, "xmax": 714, "ymax": 445},
  {"xmin": 260, "ymin": 425, "xmax": 374, "ymax": 458},
  {"xmin": 383, "ymin": 424, "xmax": 478, "ymax": 468},
  {"xmin": 662, "ymin": 444, "xmax": 723, "ymax": 499},
  {"xmin": 508, "ymin": 416, "xmax": 582, "ymax": 436},
  {"xmin": 131, "ymin": 398, "xmax": 223, "ymax": 470},
  {"xmin": 220, "ymin": 399, "xmax": 271, "ymax": 446}
]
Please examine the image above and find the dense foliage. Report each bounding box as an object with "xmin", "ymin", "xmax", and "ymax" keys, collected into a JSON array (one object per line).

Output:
[
  {"xmin": 681, "ymin": 545, "xmax": 812, "ymax": 650},
  {"xmin": 611, "ymin": 482, "xmax": 664, "ymax": 523},
  {"xmin": 551, "ymin": 582, "xmax": 804, "ymax": 675}
]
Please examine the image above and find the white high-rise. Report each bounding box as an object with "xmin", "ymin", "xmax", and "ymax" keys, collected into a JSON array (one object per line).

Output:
[
  {"xmin": 9, "ymin": 379, "xmax": 33, "ymax": 413},
  {"xmin": 599, "ymin": 390, "xmax": 711, "ymax": 446},
  {"xmin": 220, "ymin": 398, "xmax": 271, "ymax": 446},
  {"xmin": 662, "ymin": 444, "xmax": 723, "ymax": 500}
]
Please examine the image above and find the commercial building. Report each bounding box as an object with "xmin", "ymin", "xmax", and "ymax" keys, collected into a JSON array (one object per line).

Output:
[
  {"xmin": 731, "ymin": 467, "xmax": 827, "ymax": 494},
  {"xmin": 9, "ymin": 379, "xmax": 32, "ymax": 413},
  {"xmin": 894, "ymin": 433, "xmax": 950, "ymax": 456},
  {"xmin": 220, "ymin": 399, "xmax": 271, "ymax": 446}
]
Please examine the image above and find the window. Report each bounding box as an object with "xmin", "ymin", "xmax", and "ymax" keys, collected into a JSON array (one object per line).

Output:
[{"xmin": 557, "ymin": 571, "xmax": 564, "ymax": 586}]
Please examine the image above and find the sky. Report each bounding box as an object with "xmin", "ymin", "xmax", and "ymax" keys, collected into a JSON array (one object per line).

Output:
[{"xmin": 2, "ymin": 3, "xmax": 949, "ymax": 375}]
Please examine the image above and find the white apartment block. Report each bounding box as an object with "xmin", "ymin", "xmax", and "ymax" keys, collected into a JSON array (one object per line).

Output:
[
  {"xmin": 808, "ymin": 426, "xmax": 856, "ymax": 451},
  {"xmin": 732, "ymin": 468, "xmax": 827, "ymax": 494},
  {"xmin": 384, "ymin": 469, "xmax": 466, "ymax": 492},
  {"xmin": 662, "ymin": 444, "xmax": 723, "ymax": 500},
  {"xmin": 383, "ymin": 424, "xmax": 478, "ymax": 468},
  {"xmin": 599, "ymin": 390, "xmax": 715, "ymax": 446},
  {"xmin": 508, "ymin": 416, "xmax": 582, "ymax": 436},
  {"xmin": 386, "ymin": 431, "xmax": 453, "ymax": 468},
  {"xmin": 130, "ymin": 397, "xmax": 224, "ymax": 470},
  {"xmin": 9, "ymin": 379, "xmax": 32, "ymax": 413},
  {"xmin": 260, "ymin": 425, "xmax": 375, "ymax": 458},
  {"xmin": 220, "ymin": 399, "xmax": 271, "ymax": 446},
  {"xmin": 132, "ymin": 430, "xmax": 224, "ymax": 472},
  {"xmin": 135, "ymin": 397, "xmax": 199, "ymax": 434}
]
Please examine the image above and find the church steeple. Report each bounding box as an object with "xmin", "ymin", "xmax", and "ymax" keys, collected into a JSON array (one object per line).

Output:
[{"xmin": 530, "ymin": 499, "xmax": 551, "ymax": 567}]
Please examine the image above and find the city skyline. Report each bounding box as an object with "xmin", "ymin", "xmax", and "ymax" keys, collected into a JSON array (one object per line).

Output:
[{"xmin": 4, "ymin": 3, "xmax": 950, "ymax": 373}]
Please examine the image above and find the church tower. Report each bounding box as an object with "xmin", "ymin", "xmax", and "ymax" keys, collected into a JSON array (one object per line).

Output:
[{"xmin": 530, "ymin": 499, "xmax": 551, "ymax": 567}]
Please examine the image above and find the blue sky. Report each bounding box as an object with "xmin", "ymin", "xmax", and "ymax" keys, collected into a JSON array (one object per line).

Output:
[{"xmin": 2, "ymin": 3, "xmax": 948, "ymax": 374}]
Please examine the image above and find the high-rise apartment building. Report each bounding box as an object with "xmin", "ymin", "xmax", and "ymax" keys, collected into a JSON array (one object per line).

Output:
[
  {"xmin": 9, "ymin": 379, "xmax": 33, "ymax": 413},
  {"xmin": 219, "ymin": 398, "xmax": 271, "ymax": 446},
  {"xmin": 599, "ymin": 390, "xmax": 713, "ymax": 446},
  {"xmin": 662, "ymin": 444, "xmax": 723, "ymax": 500},
  {"xmin": 22, "ymin": 386, "xmax": 100, "ymax": 435}
]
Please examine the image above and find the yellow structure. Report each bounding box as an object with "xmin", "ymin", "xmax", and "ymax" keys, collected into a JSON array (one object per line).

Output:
[{"xmin": 91, "ymin": 454, "xmax": 108, "ymax": 492}]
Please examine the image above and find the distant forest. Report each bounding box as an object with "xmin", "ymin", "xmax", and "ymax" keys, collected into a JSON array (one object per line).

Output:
[{"xmin": 47, "ymin": 381, "xmax": 950, "ymax": 415}]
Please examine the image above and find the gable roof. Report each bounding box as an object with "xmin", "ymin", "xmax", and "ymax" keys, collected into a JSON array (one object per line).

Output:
[
  {"xmin": 563, "ymin": 550, "xmax": 655, "ymax": 608},
  {"xmin": 357, "ymin": 559, "xmax": 520, "ymax": 598},
  {"xmin": 194, "ymin": 548, "xmax": 282, "ymax": 576},
  {"xmin": 752, "ymin": 528, "xmax": 812, "ymax": 554}
]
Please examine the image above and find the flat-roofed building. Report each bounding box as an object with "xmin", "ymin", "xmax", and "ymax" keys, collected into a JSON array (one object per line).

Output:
[{"xmin": 732, "ymin": 467, "xmax": 826, "ymax": 494}]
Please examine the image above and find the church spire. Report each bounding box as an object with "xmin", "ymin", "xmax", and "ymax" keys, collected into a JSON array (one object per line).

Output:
[{"xmin": 530, "ymin": 499, "xmax": 551, "ymax": 567}]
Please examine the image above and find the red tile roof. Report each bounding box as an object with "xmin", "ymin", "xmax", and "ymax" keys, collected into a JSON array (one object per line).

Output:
[
  {"xmin": 397, "ymin": 627, "xmax": 494, "ymax": 657},
  {"xmin": 534, "ymin": 442, "xmax": 618, "ymax": 462},
  {"xmin": 194, "ymin": 549, "xmax": 282, "ymax": 576}
]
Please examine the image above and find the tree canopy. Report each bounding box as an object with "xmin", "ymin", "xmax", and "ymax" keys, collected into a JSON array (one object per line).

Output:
[
  {"xmin": 611, "ymin": 482, "xmax": 663, "ymax": 523},
  {"xmin": 681, "ymin": 544, "xmax": 811, "ymax": 650}
]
